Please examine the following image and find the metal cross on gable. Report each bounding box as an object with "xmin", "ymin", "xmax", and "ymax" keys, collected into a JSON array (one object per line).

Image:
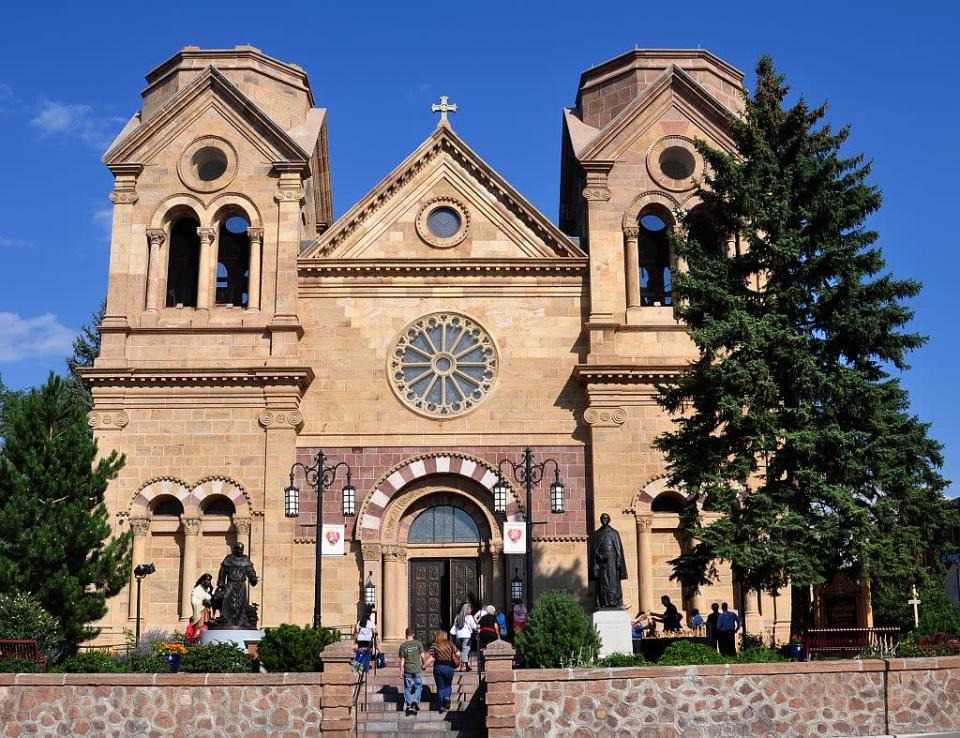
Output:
[{"xmin": 431, "ymin": 95, "xmax": 458, "ymax": 122}]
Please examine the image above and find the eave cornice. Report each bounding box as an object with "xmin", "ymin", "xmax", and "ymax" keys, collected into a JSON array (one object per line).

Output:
[
  {"xmin": 80, "ymin": 366, "xmax": 315, "ymax": 391},
  {"xmin": 297, "ymin": 257, "xmax": 589, "ymax": 278},
  {"xmin": 574, "ymin": 364, "xmax": 682, "ymax": 385}
]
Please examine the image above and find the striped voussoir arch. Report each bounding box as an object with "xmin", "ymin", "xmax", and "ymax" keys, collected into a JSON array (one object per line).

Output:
[
  {"xmin": 629, "ymin": 473, "xmax": 694, "ymax": 513},
  {"xmin": 128, "ymin": 475, "xmax": 252, "ymax": 516},
  {"xmin": 356, "ymin": 452, "xmax": 521, "ymax": 541}
]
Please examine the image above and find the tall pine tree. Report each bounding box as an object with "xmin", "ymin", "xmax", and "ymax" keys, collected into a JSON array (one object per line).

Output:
[
  {"xmin": 656, "ymin": 57, "xmax": 953, "ymax": 603},
  {"xmin": 0, "ymin": 374, "xmax": 130, "ymax": 652},
  {"xmin": 66, "ymin": 299, "xmax": 105, "ymax": 409}
]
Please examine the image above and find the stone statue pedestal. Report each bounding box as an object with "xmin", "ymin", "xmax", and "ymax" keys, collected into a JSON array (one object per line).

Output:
[
  {"xmin": 200, "ymin": 628, "xmax": 264, "ymax": 651},
  {"xmin": 593, "ymin": 608, "xmax": 632, "ymax": 658}
]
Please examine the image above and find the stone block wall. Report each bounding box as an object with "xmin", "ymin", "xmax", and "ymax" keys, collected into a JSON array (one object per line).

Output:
[
  {"xmin": 887, "ymin": 656, "xmax": 960, "ymax": 734},
  {"xmin": 0, "ymin": 673, "xmax": 323, "ymax": 738}
]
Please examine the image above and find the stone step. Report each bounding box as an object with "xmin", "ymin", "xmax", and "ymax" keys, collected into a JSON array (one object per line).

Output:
[
  {"xmin": 358, "ymin": 716, "xmax": 485, "ymax": 735},
  {"xmin": 359, "ymin": 732, "xmax": 485, "ymax": 738}
]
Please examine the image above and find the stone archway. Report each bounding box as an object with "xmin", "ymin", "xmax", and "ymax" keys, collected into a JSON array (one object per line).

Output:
[{"xmin": 364, "ymin": 475, "xmax": 507, "ymax": 641}]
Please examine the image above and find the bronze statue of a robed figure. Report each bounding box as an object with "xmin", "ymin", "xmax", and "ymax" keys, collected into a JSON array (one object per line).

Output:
[
  {"xmin": 210, "ymin": 542, "xmax": 259, "ymax": 629},
  {"xmin": 590, "ymin": 513, "xmax": 627, "ymax": 609}
]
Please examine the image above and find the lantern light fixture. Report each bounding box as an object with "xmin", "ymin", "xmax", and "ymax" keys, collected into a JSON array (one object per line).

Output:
[
  {"xmin": 511, "ymin": 568, "xmax": 524, "ymax": 603},
  {"xmin": 364, "ymin": 570, "xmax": 376, "ymax": 607},
  {"xmin": 284, "ymin": 479, "xmax": 300, "ymax": 518}
]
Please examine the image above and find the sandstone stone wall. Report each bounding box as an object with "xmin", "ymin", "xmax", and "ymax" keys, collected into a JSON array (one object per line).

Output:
[
  {"xmin": 0, "ymin": 673, "xmax": 323, "ymax": 738},
  {"xmin": 509, "ymin": 657, "xmax": 960, "ymax": 738}
]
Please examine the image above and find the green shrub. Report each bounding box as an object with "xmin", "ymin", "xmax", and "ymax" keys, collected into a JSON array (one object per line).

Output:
[
  {"xmin": 59, "ymin": 650, "xmax": 118, "ymax": 673},
  {"xmin": 0, "ymin": 656, "xmax": 41, "ymax": 673},
  {"xmin": 0, "ymin": 590, "xmax": 66, "ymax": 662},
  {"xmin": 117, "ymin": 651, "xmax": 164, "ymax": 673},
  {"xmin": 258, "ymin": 623, "xmax": 339, "ymax": 672},
  {"xmin": 180, "ymin": 642, "xmax": 251, "ymax": 673},
  {"xmin": 515, "ymin": 592, "xmax": 600, "ymax": 668},
  {"xmin": 916, "ymin": 583, "xmax": 960, "ymax": 637},
  {"xmin": 896, "ymin": 631, "xmax": 960, "ymax": 658},
  {"xmin": 595, "ymin": 652, "xmax": 650, "ymax": 667},
  {"xmin": 735, "ymin": 646, "xmax": 788, "ymax": 664},
  {"xmin": 657, "ymin": 640, "xmax": 728, "ymax": 666}
]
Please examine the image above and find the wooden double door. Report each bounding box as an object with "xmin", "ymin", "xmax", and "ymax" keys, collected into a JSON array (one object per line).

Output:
[{"xmin": 409, "ymin": 558, "xmax": 478, "ymax": 645}]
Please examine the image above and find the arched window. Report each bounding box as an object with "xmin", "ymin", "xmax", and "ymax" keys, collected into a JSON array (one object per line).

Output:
[
  {"xmin": 215, "ymin": 215, "xmax": 250, "ymax": 307},
  {"xmin": 651, "ymin": 492, "xmax": 685, "ymax": 513},
  {"xmin": 686, "ymin": 206, "xmax": 725, "ymax": 257},
  {"xmin": 408, "ymin": 505, "xmax": 481, "ymax": 544},
  {"xmin": 166, "ymin": 218, "xmax": 201, "ymax": 307},
  {"xmin": 202, "ymin": 495, "xmax": 236, "ymax": 516},
  {"xmin": 152, "ymin": 496, "xmax": 184, "ymax": 517},
  {"xmin": 638, "ymin": 212, "xmax": 672, "ymax": 306}
]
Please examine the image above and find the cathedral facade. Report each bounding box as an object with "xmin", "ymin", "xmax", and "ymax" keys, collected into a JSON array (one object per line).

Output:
[{"xmin": 88, "ymin": 45, "xmax": 790, "ymax": 645}]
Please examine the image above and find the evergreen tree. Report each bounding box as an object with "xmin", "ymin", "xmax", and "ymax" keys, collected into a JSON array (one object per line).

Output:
[
  {"xmin": 0, "ymin": 373, "xmax": 130, "ymax": 653},
  {"xmin": 656, "ymin": 57, "xmax": 953, "ymax": 601},
  {"xmin": 66, "ymin": 299, "xmax": 105, "ymax": 408}
]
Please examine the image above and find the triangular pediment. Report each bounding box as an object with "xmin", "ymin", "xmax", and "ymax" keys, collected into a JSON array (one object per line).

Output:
[
  {"xmin": 576, "ymin": 65, "xmax": 736, "ymax": 162},
  {"xmin": 103, "ymin": 66, "xmax": 309, "ymax": 167},
  {"xmin": 301, "ymin": 124, "xmax": 584, "ymax": 261}
]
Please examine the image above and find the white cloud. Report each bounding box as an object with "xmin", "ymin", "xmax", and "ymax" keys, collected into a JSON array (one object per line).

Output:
[
  {"xmin": 0, "ymin": 236, "xmax": 31, "ymax": 248},
  {"xmin": 31, "ymin": 99, "xmax": 120, "ymax": 149},
  {"xmin": 93, "ymin": 208, "xmax": 112, "ymax": 245},
  {"xmin": 0, "ymin": 313, "xmax": 75, "ymax": 363}
]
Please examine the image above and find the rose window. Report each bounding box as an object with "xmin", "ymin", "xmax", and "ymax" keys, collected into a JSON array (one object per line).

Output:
[{"xmin": 389, "ymin": 313, "xmax": 498, "ymax": 418}]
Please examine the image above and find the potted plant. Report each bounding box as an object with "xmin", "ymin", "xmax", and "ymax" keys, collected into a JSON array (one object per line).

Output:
[
  {"xmin": 153, "ymin": 642, "xmax": 188, "ymax": 673},
  {"xmin": 784, "ymin": 634, "xmax": 804, "ymax": 661}
]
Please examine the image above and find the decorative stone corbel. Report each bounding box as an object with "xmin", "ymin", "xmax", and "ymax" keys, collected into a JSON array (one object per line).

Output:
[
  {"xmin": 257, "ymin": 409, "xmax": 304, "ymax": 429},
  {"xmin": 580, "ymin": 160, "xmax": 615, "ymax": 202},
  {"xmin": 88, "ymin": 411, "xmax": 130, "ymax": 430}
]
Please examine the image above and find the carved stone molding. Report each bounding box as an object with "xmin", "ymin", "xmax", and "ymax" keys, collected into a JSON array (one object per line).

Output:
[
  {"xmin": 361, "ymin": 543, "xmax": 383, "ymax": 561},
  {"xmin": 232, "ymin": 516, "xmax": 252, "ymax": 536},
  {"xmin": 275, "ymin": 189, "xmax": 306, "ymax": 202},
  {"xmin": 88, "ymin": 411, "xmax": 129, "ymax": 430},
  {"xmin": 623, "ymin": 226, "xmax": 640, "ymax": 239},
  {"xmin": 130, "ymin": 517, "xmax": 151, "ymax": 536},
  {"xmin": 109, "ymin": 191, "xmax": 139, "ymax": 205},
  {"xmin": 146, "ymin": 228, "xmax": 166, "ymax": 247},
  {"xmin": 181, "ymin": 516, "xmax": 202, "ymax": 536},
  {"xmin": 583, "ymin": 406, "xmax": 626, "ymax": 428},
  {"xmin": 582, "ymin": 187, "xmax": 612, "ymax": 202},
  {"xmin": 258, "ymin": 409, "xmax": 304, "ymax": 429}
]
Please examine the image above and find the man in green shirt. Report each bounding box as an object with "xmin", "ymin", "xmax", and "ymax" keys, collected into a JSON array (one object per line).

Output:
[{"xmin": 398, "ymin": 628, "xmax": 424, "ymax": 716}]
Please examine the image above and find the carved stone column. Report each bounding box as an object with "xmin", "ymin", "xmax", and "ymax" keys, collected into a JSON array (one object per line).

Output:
[
  {"xmin": 196, "ymin": 226, "xmax": 216, "ymax": 311},
  {"xmin": 180, "ymin": 516, "xmax": 202, "ymax": 620},
  {"xmin": 382, "ymin": 545, "xmax": 407, "ymax": 641},
  {"xmin": 624, "ymin": 226, "xmax": 641, "ymax": 321},
  {"xmin": 144, "ymin": 229, "xmax": 165, "ymax": 313},
  {"xmin": 128, "ymin": 517, "xmax": 151, "ymax": 620},
  {"xmin": 636, "ymin": 514, "xmax": 655, "ymax": 613},
  {"xmin": 246, "ymin": 227, "xmax": 263, "ymax": 312},
  {"xmin": 743, "ymin": 587, "xmax": 762, "ymax": 639}
]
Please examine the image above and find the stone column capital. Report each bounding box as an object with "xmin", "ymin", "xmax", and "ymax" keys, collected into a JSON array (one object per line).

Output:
[
  {"xmin": 196, "ymin": 227, "xmax": 216, "ymax": 245},
  {"xmin": 623, "ymin": 226, "xmax": 640, "ymax": 239},
  {"xmin": 181, "ymin": 516, "xmax": 202, "ymax": 536},
  {"xmin": 247, "ymin": 227, "xmax": 264, "ymax": 243},
  {"xmin": 383, "ymin": 544, "xmax": 407, "ymax": 563},
  {"xmin": 146, "ymin": 228, "xmax": 166, "ymax": 247},
  {"xmin": 130, "ymin": 517, "xmax": 151, "ymax": 536},
  {"xmin": 232, "ymin": 516, "xmax": 251, "ymax": 536},
  {"xmin": 361, "ymin": 543, "xmax": 383, "ymax": 561},
  {"xmin": 636, "ymin": 513, "xmax": 654, "ymax": 532}
]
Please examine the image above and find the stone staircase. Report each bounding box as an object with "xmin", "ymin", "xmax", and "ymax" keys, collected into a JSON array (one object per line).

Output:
[{"xmin": 354, "ymin": 668, "xmax": 486, "ymax": 737}]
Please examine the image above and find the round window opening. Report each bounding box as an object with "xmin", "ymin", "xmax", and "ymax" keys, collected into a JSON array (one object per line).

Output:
[
  {"xmin": 192, "ymin": 146, "xmax": 229, "ymax": 182},
  {"xmin": 427, "ymin": 206, "xmax": 462, "ymax": 239},
  {"xmin": 389, "ymin": 313, "xmax": 498, "ymax": 418},
  {"xmin": 659, "ymin": 146, "xmax": 696, "ymax": 181}
]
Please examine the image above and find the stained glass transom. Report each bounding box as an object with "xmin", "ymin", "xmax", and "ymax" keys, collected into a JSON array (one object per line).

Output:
[
  {"xmin": 408, "ymin": 505, "xmax": 481, "ymax": 543},
  {"xmin": 389, "ymin": 313, "xmax": 498, "ymax": 418}
]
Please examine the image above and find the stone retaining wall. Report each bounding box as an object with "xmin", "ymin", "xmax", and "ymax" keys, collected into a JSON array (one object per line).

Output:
[{"xmin": 0, "ymin": 672, "xmax": 323, "ymax": 738}]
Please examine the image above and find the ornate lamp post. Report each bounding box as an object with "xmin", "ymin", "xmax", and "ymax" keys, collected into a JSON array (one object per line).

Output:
[
  {"xmin": 493, "ymin": 447, "xmax": 564, "ymax": 612},
  {"xmin": 284, "ymin": 451, "xmax": 355, "ymax": 629},
  {"xmin": 364, "ymin": 571, "xmax": 377, "ymax": 608}
]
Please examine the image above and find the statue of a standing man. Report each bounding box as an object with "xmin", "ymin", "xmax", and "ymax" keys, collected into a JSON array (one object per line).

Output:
[
  {"xmin": 590, "ymin": 513, "xmax": 627, "ymax": 609},
  {"xmin": 213, "ymin": 542, "xmax": 258, "ymax": 628}
]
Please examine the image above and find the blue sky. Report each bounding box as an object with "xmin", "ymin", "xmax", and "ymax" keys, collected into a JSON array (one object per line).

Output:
[{"xmin": 0, "ymin": 0, "xmax": 957, "ymax": 494}]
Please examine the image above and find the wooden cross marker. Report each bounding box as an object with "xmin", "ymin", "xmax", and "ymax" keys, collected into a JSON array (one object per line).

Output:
[
  {"xmin": 908, "ymin": 584, "xmax": 921, "ymax": 628},
  {"xmin": 431, "ymin": 95, "xmax": 458, "ymax": 124}
]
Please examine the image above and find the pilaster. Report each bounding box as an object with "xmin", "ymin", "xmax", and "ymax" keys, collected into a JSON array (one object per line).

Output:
[
  {"xmin": 180, "ymin": 516, "xmax": 202, "ymax": 619},
  {"xmin": 128, "ymin": 517, "xmax": 150, "ymax": 620}
]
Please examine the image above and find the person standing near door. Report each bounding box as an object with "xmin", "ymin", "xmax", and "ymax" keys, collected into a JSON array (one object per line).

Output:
[
  {"xmin": 453, "ymin": 603, "xmax": 477, "ymax": 671},
  {"xmin": 716, "ymin": 602, "xmax": 740, "ymax": 656}
]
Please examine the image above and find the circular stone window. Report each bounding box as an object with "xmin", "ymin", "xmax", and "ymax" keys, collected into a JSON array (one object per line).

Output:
[
  {"xmin": 416, "ymin": 198, "xmax": 470, "ymax": 248},
  {"xmin": 178, "ymin": 136, "xmax": 239, "ymax": 193},
  {"xmin": 388, "ymin": 312, "xmax": 498, "ymax": 418},
  {"xmin": 647, "ymin": 136, "xmax": 702, "ymax": 192}
]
